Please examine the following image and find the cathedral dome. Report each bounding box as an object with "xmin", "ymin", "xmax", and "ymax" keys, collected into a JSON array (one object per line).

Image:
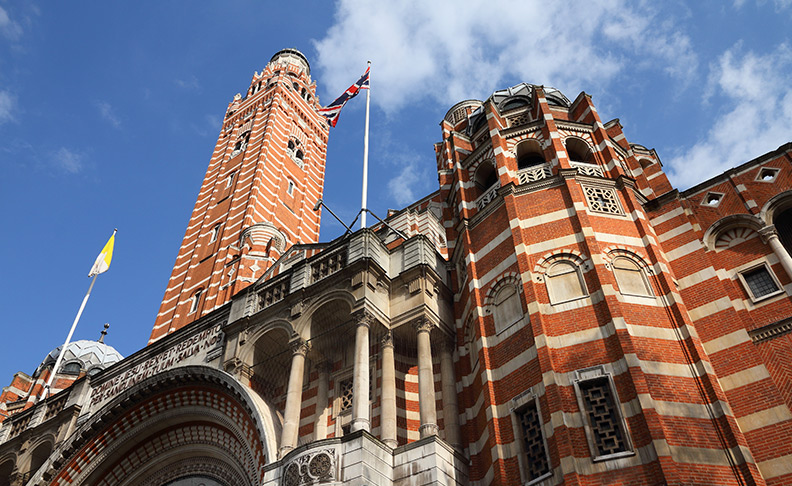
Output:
[{"xmin": 36, "ymin": 340, "xmax": 123, "ymax": 377}]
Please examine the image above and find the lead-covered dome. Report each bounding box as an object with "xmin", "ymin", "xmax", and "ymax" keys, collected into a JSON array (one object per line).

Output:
[{"xmin": 36, "ymin": 340, "xmax": 123, "ymax": 377}]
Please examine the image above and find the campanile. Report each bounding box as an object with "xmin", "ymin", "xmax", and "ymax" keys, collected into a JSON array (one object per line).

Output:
[{"xmin": 149, "ymin": 48, "xmax": 329, "ymax": 343}]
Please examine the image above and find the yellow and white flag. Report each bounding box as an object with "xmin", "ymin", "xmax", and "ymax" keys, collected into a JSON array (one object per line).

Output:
[{"xmin": 88, "ymin": 230, "xmax": 116, "ymax": 277}]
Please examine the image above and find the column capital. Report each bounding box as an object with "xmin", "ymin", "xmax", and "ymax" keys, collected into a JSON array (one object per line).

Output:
[
  {"xmin": 353, "ymin": 309, "xmax": 376, "ymax": 329},
  {"xmin": 413, "ymin": 317, "xmax": 434, "ymax": 335},
  {"xmin": 381, "ymin": 331, "xmax": 395, "ymax": 349},
  {"xmin": 315, "ymin": 360, "xmax": 332, "ymax": 374},
  {"xmin": 290, "ymin": 339, "xmax": 311, "ymax": 356},
  {"xmin": 439, "ymin": 338, "xmax": 456, "ymax": 354},
  {"xmin": 759, "ymin": 224, "xmax": 779, "ymax": 243}
]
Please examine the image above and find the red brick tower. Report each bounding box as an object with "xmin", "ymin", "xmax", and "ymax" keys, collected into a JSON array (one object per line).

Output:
[
  {"xmin": 150, "ymin": 48, "xmax": 329, "ymax": 343},
  {"xmin": 438, "ymin": 85, "xmax": 765, "ymax": 485}
]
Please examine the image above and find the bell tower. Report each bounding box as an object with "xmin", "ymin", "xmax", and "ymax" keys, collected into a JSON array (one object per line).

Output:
[{"xmin": 149, "ymin": 48, "xmax": 329, "ymax": 343}]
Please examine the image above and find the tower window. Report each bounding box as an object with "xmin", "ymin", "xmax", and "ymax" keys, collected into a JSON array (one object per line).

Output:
[
  {"xmin": 565, "ymin": 137, "xmax": 594, "ymax": 164},
  {"xmin": 287, "ymin": 180, "xmax": 295, "ymax": 196},
  {"xmin": 583, "ymin": 186, "xmax": 623, "ymax": 215},
  {"xmin": 474, "ymin": 161, "xmax": 498, "ymax": 192},
  {"xmin": 210, "ymin": 224, "xmax": 221, "ymax": 243},
  {"xmin": 545, "ymin": 260, "xmax": 587, "ymax": 304},
  {"xmin": 612, "ymin": 257, "xmax": 653, "ymax": 296},
  {"xmin": 491, "ymin": 283, "xmax": 523, "ymax": 334},
  {"xmin": 574, "ymin": 367, "xmax": 633, "ymax": 461},
  {"xmin": 515, "ymin": 140, "xmax": 546, "ymax": 170},
  {"xmin": 226, "ymin": 171, "xmax": 235, "ymax": 188},
  {"xmin": 513, "ymin": 397, "xmax": 551, "ymax": 484},
  {"xmin": 295, "ymin": 149, "xmax": 304, "ymax": 161},
  {"xmin": 189, "ymin": 289, "xmax": 203, "ymax": 314}
]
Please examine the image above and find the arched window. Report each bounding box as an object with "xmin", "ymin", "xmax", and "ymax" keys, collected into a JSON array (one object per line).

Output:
[
  {"xmin": 612, "ymin": 257, "xmax": 653, "ymax": 296},
  {"xmin": 28, "ymin": 442, "xmax": 53, "ymax": 480},
  {"xmin": 774, "ymin": 208, "xmax": 792, "ymax": 256},
  {"xmin": 295, "ymin": 149, "xmax": 304, "ymax": 161},
  {"xmin": 515, "ymin": 140, "xmax": 545, "ymax": 170},
  {"xmin": 500, "ymin": 97, "xmax": 529, "ymax": 112},
  {"xmin": 287, "ymin": 140, "xmax": 296, "ymax": 151},
  {"xmin": 474, "ymin": 161, "xmax": 498, "ymax": 193},
  {"xmin": 87, "ymin": 367, "xmax": 103, "ymax": 377},
  {"xmin": 61, "ymin": 362, "xmax": 81, "ymax": 375},
  {"xmin": 491, "ymin": 283, "xmax": 523, "ymax": 333},
  {"xmin": 565, "ymin": 138, "xmax": 594, "ymax": 164},
  {"xmin": 464, "ymin": 316, "xmax": 479, "ymax": 373},
  {"xmin": 545, "ymin": 260, "xmax": 587, "ymax": 304}
]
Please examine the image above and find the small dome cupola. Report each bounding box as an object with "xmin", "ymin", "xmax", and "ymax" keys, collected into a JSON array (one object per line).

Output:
[
  {"xmin": 269, "ymin": 48, "xmax": 311, "ymax": 76},
  {"xmin": 36, "ymin": 327, "xmax": 123, "ymax": 378}
]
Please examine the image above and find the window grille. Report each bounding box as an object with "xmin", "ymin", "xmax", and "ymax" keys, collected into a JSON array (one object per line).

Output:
[
  {"xmin": 339, "ymin": 378, "xmax": 353, "ymax": 412},
  {"xmin": 742, "ymin": 266, "xmax": 780, "ymax": 300},
  {"xmin": 311, "ymin": 250, "xmax": 347, "ymax": 283},
  {"xmin": 517, "ymin": 400, "xmax": 551, "ymax": 481},
  {"xmin": 578, "ymin": 377, "xmax": 629, "ymax": 457},
  {"xmin": 583, "ymin": 186, "xmax": 622, "ymax": 215},
  {"xmin": 260, "ymin": 280, "xmax": 290, "ymax": 308}
]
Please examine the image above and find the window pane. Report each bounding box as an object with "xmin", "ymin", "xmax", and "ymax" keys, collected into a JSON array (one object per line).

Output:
[{"xmin": 743, "ymin": 267, "xmax": 779, "ymax": 298}]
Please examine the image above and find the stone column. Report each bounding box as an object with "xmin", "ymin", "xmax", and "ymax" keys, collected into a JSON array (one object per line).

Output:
[
  {"xmin": 279, "ymin": 339, "xmax": 310, "ymax": 458},
  {"xmin": 313, "ymin": 361, "xmax": 331, "ymax": 441},
  {"xmin": 415, "ymin": 318, "xmax": 438, "ymax": 438},
  {"xmin": 380, "ymin": 332, "xmax": 398, "ymax": 448},
  {"xmin": 350, "ymin": 312, "xmax": 371, "ymax": 432},
  {"xmin": 760, "ymin": 225, "xmax": 792, "ymax": 281},
  {"xmin": 440, "ymin": 340, "xmax": 462, "ymax": 448}
]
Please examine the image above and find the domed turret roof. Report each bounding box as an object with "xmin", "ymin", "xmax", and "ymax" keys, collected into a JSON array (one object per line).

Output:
[{"xmin": 36, "ymin": 340, "xmax": 123, "ymax": 376}]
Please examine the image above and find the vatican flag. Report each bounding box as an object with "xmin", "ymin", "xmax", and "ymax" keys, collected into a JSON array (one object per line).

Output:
[{"xmin": 88, "ymin": 230, "xmax": 116, "ymax": 277}]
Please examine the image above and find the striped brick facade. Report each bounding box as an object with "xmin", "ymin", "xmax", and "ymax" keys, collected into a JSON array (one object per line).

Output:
[
  {"xmin": 437, "ymin": 85, "xmax": 792, "ymax": 485},
  {"xmin": 4, "ymin": 51, "xmax": 792, "ymax": 485},
  {"xmin": 149, "ymin": 48, "xmax": 329, "ymax": 344}
]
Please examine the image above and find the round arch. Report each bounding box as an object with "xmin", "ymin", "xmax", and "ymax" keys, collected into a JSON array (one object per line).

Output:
[
  {"xmin": 34, "ymin": 366, "xmax": 277, "ymax": 486},
  {"xmin": 760, "ymin": 189, "xmax": 792, "ymax": 225},
  {"xmin": 702, "ymin": 213, "xmax": 765, "ymax": 251},
  {"xmin": 0, "ymin": 454, "xmax": 16, "ymax": 486},
  {"xmin": 514, "ymin": 139, "xmax": 546, "ymax": 170},
  {"xmin": 291, "ymin": 289, "xmax": 358, "ymax": 340},
  {"xmin": 564, "ymin": 136, "xmax": 594, "ymax": 164}
]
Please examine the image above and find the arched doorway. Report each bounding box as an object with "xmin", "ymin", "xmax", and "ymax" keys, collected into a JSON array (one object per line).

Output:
[{"xmin": 38, "ymin": 367, "xmax": 274, "ymax": 486}]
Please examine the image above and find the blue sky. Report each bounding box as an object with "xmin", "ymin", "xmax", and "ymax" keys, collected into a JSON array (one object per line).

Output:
[{"xmin": 1, "ymin": 1, "xmax": 790, "ymax": 382}]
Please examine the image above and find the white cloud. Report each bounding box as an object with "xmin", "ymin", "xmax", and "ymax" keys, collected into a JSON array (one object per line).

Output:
[
  {"xmin": 0, "ymin": 6, "xmax": 22, "ymax": 41},
  {"xmin": 313, "ymin": 0, "xmax": 697, "ymax": 114},
  {"xmin": 387, "ymin": 158, "xmax": 432, "ymax": 206},
  {"xmin": 190, "ymin": 114, "xmax": 220, "ymax": 138},
  {"xmin": 52, "ymin": 148, "xmax": 84, "ymax": 174},
  {"xmin": 95, "ymin": 101, "xmax": 121, "ymax": 128},
  {"xmin": 0, "ymin": 90, "xmax": 16, "ymax": 123},
  {"xmin": 174, "ymin": 76, "xmax": 201, "ymax": 91},
  {"xmin": 666, "ymin": 43, "xmax": 792, "ymax": 188}
]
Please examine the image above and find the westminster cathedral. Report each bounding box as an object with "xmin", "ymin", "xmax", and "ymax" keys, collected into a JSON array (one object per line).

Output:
[{"xmin": 2, "ymin": 48, "xmax": 792, "ymax": 486}]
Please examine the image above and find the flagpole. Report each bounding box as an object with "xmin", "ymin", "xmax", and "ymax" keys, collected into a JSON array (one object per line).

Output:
[
  {"xmin": 360, "ymin": 60, "xmax": 371, "ymax": 229},
  {"xmin": 42, "ymin": 273, "xmax": 98, "ymax": 399}
]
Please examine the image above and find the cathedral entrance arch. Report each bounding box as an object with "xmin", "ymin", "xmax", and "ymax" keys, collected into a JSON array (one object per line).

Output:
[{"xmin": 32, "ymin": 366, "xmax": 274, "ymax": 486}]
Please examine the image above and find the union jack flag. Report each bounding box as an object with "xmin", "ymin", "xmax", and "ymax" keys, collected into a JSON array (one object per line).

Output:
[{"xmin": 318, "ymin": 67, "xmax": 370, "ymax": 127}]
